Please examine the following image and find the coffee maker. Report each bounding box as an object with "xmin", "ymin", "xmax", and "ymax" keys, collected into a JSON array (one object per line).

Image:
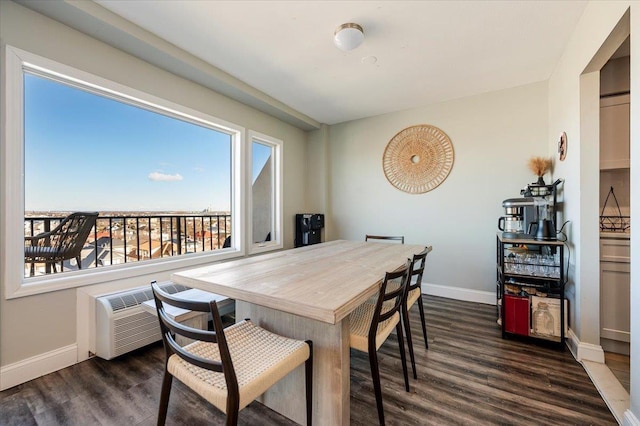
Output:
[
  {"xmin": 500, "ymin": 179, "xmax": 563, "ymax": 240},
  {"xmin": 499, "ymin": 198, "xmax": 535, "ymax": 239}
]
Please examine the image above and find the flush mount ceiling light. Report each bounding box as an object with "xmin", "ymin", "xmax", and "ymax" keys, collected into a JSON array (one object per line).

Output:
[{"xmin": 334, "ymin": 23, "xmax": 364, "ymax": 51}]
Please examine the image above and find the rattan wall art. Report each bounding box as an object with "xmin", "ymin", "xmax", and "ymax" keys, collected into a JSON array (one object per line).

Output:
[{"xmin": 383, "ymin": 124, "xmax": 454, "ymax": 194}]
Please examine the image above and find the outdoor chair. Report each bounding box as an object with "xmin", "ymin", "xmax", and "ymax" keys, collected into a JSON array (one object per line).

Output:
[
  {"xmin": 151, "ymin": 282, "xmax": 313, "ymax": 426},
  {"xmin": 24, "ymin": 211, "xmax": 98, "ymax": 276}
]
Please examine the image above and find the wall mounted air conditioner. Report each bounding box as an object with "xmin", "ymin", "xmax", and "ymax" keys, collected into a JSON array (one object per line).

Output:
[{"xmin": 95, "ymin": 282, "xmax": 189, "ymax": 360}]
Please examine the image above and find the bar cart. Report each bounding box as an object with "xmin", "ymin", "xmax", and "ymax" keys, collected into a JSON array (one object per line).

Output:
[{"xmin": 497, "ymin": 234, "xmax": 566, "ymax": 346}]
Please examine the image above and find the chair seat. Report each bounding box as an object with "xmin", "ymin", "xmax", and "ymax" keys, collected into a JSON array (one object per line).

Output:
[
  {"xmin": 24, "ymin": 246, "xmax": 63, "ymax": 260},
  {"xmin": 349, "ymin": 302, "xmax": 400, "ymax": 352},
  {"xmin": 167, "ymin": 320, "xmax": 309, "ymax": 413},
  {"xmin": 406, "ymin": 287, "xmax": 421, "ymax": 308}
]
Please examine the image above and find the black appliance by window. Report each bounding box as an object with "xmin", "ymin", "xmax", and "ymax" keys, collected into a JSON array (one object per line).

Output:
[{"xmin": 295, "ymin": 213, "xmax": 324, "ymax": 248}]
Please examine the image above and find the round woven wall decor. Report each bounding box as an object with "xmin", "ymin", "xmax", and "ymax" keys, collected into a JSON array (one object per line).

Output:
[{"xmin": 383, "ymin": 124, "xmax": 454, "ymax": 194}]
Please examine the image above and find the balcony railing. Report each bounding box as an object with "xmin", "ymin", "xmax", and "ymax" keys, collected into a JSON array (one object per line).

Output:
[{"xmin": 24, "ymin": 212, "xmax": 232, "ymax": 277}]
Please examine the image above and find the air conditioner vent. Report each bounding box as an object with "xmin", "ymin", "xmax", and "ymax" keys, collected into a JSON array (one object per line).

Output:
[
  {"xmin": 107, "ymin": 283, "xmax": 188, "ymax": 312},
  {"xmin": 95, "ymin": 281, "xmax": 191, "ymax": 360}
]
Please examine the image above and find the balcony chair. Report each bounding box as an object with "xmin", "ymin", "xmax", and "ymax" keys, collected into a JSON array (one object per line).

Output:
[
  {"xmin": 349, "ymin": 261, "xmax": 411, "ymax": 426},
  {"xmin": 365, "ymin": 234, "xmax": 405, "ymax": 244},
  {"xmin": 402, "ymin": 246, "xmax": 433, "ymax": 379},
  {"xmin": 24, "ymin": 211, "xmax": 98, "ymax": 276},
  {"xmin": 151, "ymin": 282, "xmax": 313, "ymax": 426}
]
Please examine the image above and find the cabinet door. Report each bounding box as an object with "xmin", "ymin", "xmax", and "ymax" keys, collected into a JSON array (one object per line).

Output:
[
  {"xmin": 600, "ymin": 261, "xmax": 630, "ymax": 342},
  {"xmin": 600, "ymin": 238, "xmax": 630, "ymax": 262},
  {"xmin": 600, "ymin": 95, "xmax": 630, "ymax": 169}
]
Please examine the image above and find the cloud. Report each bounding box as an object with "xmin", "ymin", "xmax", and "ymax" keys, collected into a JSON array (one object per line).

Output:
[
  {"xmin": 148, "ymin": 172, "xmax": 184, "ymax": 182},
  {"xmin": 194, "ymin": 167, "xmax": 205, "ymax": 173}
]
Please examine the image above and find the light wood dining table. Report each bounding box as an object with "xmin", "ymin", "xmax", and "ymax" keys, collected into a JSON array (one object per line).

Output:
[{"xmin": 171, "ymin": 239, "xmax": 425, "ymax": 425}]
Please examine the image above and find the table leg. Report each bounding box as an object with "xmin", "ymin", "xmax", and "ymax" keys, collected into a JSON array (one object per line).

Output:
[{"xmin": 237, "ymin": 301, "xmax": 350, "ymax": 426}]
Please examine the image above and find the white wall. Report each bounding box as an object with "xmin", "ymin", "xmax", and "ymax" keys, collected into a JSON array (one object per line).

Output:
[
  {"xmin": 546, "ymin": 1, "xmax": 640, "ymax": 423},
  {"xmin": 325, "ymin": 82, "xmax": 548, "ymax": 299},
  {"xmin": 549, "ymin": 0, "xmax": 632, "ymax": 353},
  {"xmin": 630, "ymin": 6, "xmax": 640, "ymax": 420},
  {"xmin": 0, "ymin": 1, "xmax": 307, "ymax": 373}
]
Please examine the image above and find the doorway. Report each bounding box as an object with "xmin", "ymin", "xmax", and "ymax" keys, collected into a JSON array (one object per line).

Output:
[{"xmin": 599, "ymin": 36, "xmax": 631, "ymax": 394}]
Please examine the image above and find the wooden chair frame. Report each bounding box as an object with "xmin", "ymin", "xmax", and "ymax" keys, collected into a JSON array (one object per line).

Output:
[
  {"xmin": 354, "ymin": 261, "xmax": 410, "ymax": 425},
  {"xmin": 365, "ymin": 234, "xmax": 405, "ymax": 244},
  {"xmin": 151, "ymin": 282, "xmax": 313, "ymax": 426},
  {"xmin": 403, "ymin": 246, "xmax": 433, "ymax": 379}
]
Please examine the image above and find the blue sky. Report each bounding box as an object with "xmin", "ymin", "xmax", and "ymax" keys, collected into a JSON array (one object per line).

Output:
[{"xmin": 24, "ymin": 73, "xmax": 269, "ymax": 212}]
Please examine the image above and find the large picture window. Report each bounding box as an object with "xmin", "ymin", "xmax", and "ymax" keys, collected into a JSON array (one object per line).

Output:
[
  {"xmin": 23, "ymin": 73, "xmax": 233, "ymax": 277},
  {"xmin": 2, "ymin": 46, "xmax": 253, "ymax": 297}
]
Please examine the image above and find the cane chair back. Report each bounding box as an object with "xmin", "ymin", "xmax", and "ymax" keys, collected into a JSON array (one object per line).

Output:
[
  {"xmin": 402, "ymin": 246, "xmax": 432, "ymax": 379},
  {"xmin": 151, "ymin": 282, "xmax": 313, "ymax": 426},
  {"xmin": 349, "ymin": 261, "xmax": 411, "ymax": 425}
]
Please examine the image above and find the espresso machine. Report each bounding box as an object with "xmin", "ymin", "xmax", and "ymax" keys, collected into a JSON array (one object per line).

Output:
[{"xmin": 499, "ymin": 179, "xmax": 563, "ymax": 240}]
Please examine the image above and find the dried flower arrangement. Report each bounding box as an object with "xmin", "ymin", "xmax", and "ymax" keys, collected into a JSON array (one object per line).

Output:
[{"xmin": 528, "ymin": 156, "xmax": 552, "ymax": 177}]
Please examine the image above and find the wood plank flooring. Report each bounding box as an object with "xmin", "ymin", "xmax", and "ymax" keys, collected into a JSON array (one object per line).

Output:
[
  {"xmin": 0, "ymin": 296, "xmax": 615, "ymax": 425},
  {"xmin": 606, "ymin": 352, "xmax": 631, "ymax": 394}
]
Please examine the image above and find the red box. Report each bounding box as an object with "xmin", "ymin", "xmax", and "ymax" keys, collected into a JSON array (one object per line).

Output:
[{"xmin": 504, "ymin": 295, "xmax": 529, "ymax": 336}]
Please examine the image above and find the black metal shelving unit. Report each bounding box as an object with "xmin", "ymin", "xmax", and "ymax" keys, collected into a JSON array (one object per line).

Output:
[{"xmin": 496, "ymin": 234, "xmax": 566, "ymax": 347}]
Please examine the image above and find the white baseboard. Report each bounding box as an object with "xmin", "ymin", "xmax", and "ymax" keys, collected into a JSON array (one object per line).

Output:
[
  {"xmin": 0, "ymin": 344, "xmax": 77, "ymax": 391},
  {"xmin": 423, "ymin": 283, "xmax": 495, "ymax": 305},
  {"xmin": 566, "ymin": 328, "xmax": 605, "ymax": 363},
  {"xmin": 624, "ymin": 409, "xmax": 640, "ymax": 426}
]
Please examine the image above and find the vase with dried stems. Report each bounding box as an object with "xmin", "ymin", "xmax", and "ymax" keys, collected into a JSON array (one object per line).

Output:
[{"xmin": 528, "ymin": 157, "xmax": 552, "ymax": 186}]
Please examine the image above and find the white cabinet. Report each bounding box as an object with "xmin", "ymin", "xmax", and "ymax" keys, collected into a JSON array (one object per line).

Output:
[
  {"xmin": 600, "ymin": 237, "xmax": 630, "ymax": 353},
  {"xmin": 600, "ymin": 94, "xmax": 630, "ymax": 169}
]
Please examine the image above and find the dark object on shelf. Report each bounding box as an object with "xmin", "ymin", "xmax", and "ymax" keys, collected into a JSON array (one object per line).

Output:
[
  {"xmin": 600, "ymin": 186, "xmax": 630, "ymax": 232},
  {"xmin": 504, "ymin": 295, "xmax": 530, "ymax": 336},
  {"xmin": 24, "ymin": 211, "xmax": 99, "ymax": 276},
  {"xmin": 531, "ymin": 218, "xmax": 557, "ymax": 241},
  {"xmin": 295, "ymin": 213, "xmax": 324, "ymax": 247},
  {"xmin": 520, "ymin": 178, "xmax": 562, "ymax": 198}
]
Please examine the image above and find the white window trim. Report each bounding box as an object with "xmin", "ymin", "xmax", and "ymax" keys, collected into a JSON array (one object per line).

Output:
[
  {"xmin": 2, "ymin": 45, "xmax": 246, "ymax": 299},
  {"xmin": 247, "ymin": 130, "xmax": 283, "ymax": 255}
]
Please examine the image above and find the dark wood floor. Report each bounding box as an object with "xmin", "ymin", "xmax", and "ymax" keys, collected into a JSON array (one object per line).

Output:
[
  {"xmin": 0, "ymin": 296, "xmax": 615, "ymax": 425},
  {"xmin": 606, "ymin": 351, "xmax": 631, "ymax": 394}
]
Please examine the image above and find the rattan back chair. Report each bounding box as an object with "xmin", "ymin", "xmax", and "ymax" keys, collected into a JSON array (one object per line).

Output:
[
  {"xmin": 349, "ymin": 261, "xmax": 411, "ymax": 426},
  {"xmin": 403, "ymin": 246, "xmax": 433, "ymax": 379},
  {"xmin": 151, "ymin": 282, "xmax": 313, "ymax": 426},
  {"xmin": 24, "ymin": 212, "xmax": 98, "ymax": 276}
]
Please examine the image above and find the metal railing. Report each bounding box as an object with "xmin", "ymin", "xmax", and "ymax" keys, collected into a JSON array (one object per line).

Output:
[{"xmin": 24, "ymin": 212, "xmax": 232, "ymax": 276}]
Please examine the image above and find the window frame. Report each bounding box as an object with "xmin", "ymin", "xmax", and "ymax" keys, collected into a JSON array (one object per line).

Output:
[
  {"xmin": 2, "ymin": 45, "xmax": 247, "ymax": 299},
  {"xmin": 247, "ymin": 131, "xmax": 283, "ymax": 254}
]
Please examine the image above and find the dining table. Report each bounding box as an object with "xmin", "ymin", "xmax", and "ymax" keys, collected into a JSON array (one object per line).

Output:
[{"xmin": 171, "ymin": 239, "xmax": 425, "ymax": 425}]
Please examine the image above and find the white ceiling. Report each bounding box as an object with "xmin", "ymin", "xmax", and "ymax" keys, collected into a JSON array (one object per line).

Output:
[
  {"xmin": 28, "ymin": 0, "xmax": 589, "ymax": 127},
  {"xmin": 93, "ymin": 0, "xmax": 587, "ymax": 126}
]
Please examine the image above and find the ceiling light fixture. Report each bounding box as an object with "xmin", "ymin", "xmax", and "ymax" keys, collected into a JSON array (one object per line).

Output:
[{"xmin": 334, "ymin": 23, "xmax": 364, "ymax": 51}]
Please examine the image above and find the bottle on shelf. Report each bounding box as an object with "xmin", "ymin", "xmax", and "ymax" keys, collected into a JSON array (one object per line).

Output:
[{"xmin": 532, "ymin": 302, "xmax": 554, "ymax": 338}]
